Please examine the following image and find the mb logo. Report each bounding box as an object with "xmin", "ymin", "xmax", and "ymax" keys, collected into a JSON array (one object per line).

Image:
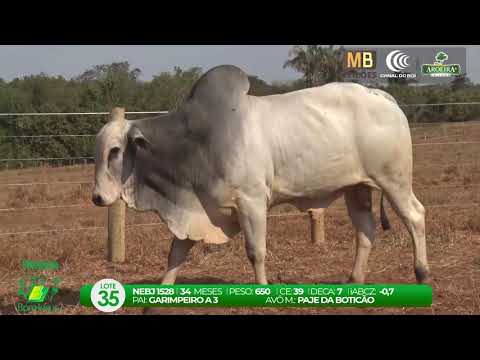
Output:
[{"xmin": 345, "ymin": 51, "xmax": 376, "ymax": 69}]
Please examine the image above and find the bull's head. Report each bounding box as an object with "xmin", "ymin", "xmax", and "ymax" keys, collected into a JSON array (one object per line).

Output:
[{"xmin": 92, "ymin": 119, "xmax": 150, "ymax": 207}]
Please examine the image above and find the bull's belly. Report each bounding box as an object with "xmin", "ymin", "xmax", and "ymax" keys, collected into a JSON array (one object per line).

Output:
[
  {"xmin": 269, "ymin": 170, "xmax": 373, "ymax": 208},
  {"xmin": 270, "ymin": 190, "xmax": 345, "ymax": 211},
  {"xmin": 270, "ymin": 184, "xmax": 344, "ymax": 207}
]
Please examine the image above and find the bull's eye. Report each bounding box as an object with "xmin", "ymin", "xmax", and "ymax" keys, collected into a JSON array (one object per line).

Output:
[{"xmin": 108, "ymin": 147, "xmax": 121, "ymax": 163}]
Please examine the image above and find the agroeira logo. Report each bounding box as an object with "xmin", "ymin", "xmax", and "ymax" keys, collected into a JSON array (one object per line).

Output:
[
  {"xmin": 422, "ymin": 51, "xmax": 461, "ymax": 77},
  {"xmin": 15, "ymin": 260, "xmax": 62, "ymax": 313}
]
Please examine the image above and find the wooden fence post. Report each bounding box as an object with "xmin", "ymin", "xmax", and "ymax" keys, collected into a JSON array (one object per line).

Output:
[
  {"xmin": 308, "ymin": 209, "xmax": 325, "ymax": 245},
  {"xmin": 107, "ymin": 107, "xmax": 126, "ymax": 263}
]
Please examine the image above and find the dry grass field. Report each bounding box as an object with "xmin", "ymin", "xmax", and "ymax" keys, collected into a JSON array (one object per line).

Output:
[{"xmin": 1, "ymin": 121, "xmax": 480, "ymax": 315}]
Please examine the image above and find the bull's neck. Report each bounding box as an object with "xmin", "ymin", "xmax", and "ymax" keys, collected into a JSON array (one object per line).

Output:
[{"xmin": 122, "ymin": 113, "xmax": 191, "ymax": 210}]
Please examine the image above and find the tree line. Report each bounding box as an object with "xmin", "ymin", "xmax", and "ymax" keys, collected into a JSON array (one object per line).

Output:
[{"xmin": 0, "ymin": 46, "xmax": 479, "ymax": 169}]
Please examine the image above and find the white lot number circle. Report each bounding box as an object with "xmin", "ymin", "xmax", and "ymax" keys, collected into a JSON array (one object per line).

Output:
[{"xmin": 91, "ymin": 279, "xmax": 126, "ymax": 312}]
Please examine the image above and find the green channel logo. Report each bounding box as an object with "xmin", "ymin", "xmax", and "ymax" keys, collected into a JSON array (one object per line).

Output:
[{"xmin": 15, "ymin": 260, "xmax": 62, "ymax": 313}]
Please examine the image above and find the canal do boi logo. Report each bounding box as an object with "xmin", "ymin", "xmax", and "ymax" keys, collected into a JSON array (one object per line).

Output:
[{"xmin": 385, "ymin": 50, "xmax": 411, "ymax": 73}]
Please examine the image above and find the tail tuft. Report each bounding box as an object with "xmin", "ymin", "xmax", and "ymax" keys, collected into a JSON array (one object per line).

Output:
[{"xmin": 380, "ymin": 192, "xmax": 391, "ymax": 231}]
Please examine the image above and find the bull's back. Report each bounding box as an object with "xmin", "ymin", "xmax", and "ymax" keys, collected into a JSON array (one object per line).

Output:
[{"xmin": 248, "ymin": 83, "xmax": 411, "ymax": 199}]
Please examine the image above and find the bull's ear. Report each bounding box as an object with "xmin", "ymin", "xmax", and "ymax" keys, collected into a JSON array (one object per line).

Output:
[{"xmin": 127, "ymin": 126, "xmax": 151, "ymax": 151}]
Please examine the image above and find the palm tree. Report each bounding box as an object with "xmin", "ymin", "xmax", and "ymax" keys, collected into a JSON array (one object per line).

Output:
[
  {"xmin": 321, "ymin": 45, "xmax": 346, "ymax": 83},
  {"xmin": 283, "ymin": 45, "xmax": 346, "ymax": 87}
]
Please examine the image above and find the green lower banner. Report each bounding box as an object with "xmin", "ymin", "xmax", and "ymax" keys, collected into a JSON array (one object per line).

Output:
[{"xmin": 80, "ymin": 283, "xmax": 432, "ymax": 309}]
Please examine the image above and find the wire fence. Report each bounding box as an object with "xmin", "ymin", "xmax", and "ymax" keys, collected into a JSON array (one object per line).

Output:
[
  {"xmin": 0, "ymin": 224, "xmax": 173, "ymax": 239},
  {"xmin": 0, "ymin": 111, "xmax": 168, "ymax": 117},
  {"xmin": 1, "ymin": 104, "xmax": 480, "ymax": 239},
  {"xmin": 1, "ymin": 182, "xmax": 480, "ymax": 213},
  {"xmin": 2, "ymin": 201, "xmax": 480, "ymax": 238},
  {"xmin": 1, "ymin": 106, "xmax": 480, "ymax": 168}
]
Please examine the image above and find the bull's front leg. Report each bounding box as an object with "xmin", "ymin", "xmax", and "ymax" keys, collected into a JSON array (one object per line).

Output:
[
  {"xmin": 236, "ymin": 195, "xmax": 268, "ymax": 284},
  {"xmin": 161, "ymin": 237, "xmax": 196, "ymax": 284}
]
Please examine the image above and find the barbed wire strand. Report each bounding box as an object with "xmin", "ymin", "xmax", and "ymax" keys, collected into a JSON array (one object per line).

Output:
[
  {"xmin": 0, "ymin": 111, "xmax": 168, "ymax": 116},
  {"xmin": 3, "ymin": 132, "xmax": 480, "ymax": 140},
  {"xmin": 2, "ymin": 201, "xmax": 479, "ymax": 238},
  {"xmin": 412, "ymin": 141, "xmax": 480, "ymax": 146},
  {"xmin": 0, "ymin": 157, "xmax": 94, "ymax": 162},
  {"xmin": 0, "ymin": 102, "xmax": 477, "ymax": 117},
  {"xmin": 0, "ymin": 161, "xmax": 480, "ymax": 179},
  {"xmin": 0, "ymin": 115, "xmax": 478, "ymax": 139},
  {"xmin": 410, "ymin": 122, "xmax": 480, "ymax": 130},
  {"xmin": 413, "ymin": 161, "xmax": 478, "ymax": 168},
  {"xmin": 2, "ymin": 130, "xmax": 480, "ymax": 139},
  {"xmin": 0, "ymin": 181, "xmax": 92, "ymax": 186},
  {"xmin": 2, "ymin": 183, "xmax": 480, "ymax": 212},
  {"xmin": 1, "ymin": 141, "xmax": 479, "ymax": 163},
  {"xmin": 0, "ymin": 204, "xmax": 95, "ymax": 212},
  {"xmin": 1, "ymin": 173, "xmax": 479, "ymax": 187},
  {"xmin": 0, "ymin": 134, "xmax": 96, "ymax": 138},
  {"xmin": 401, "ymin": 102, "xmax": 480, "ymax": 107},
  {"xmin": 0, "ymin": 226, "xmax": 106, "ymax": 237},
  {"xmin": 0, "ymin": 223, "xmax": 170, "ymax": 238}
]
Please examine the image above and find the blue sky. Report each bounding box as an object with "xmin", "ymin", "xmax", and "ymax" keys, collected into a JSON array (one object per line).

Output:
[{"xmin": 0, "ymin": 45, "xmax": 478, "ymax": 83}]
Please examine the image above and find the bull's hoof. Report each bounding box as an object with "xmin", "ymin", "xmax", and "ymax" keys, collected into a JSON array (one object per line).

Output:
[{"xmin": 415, "ymin": 266, "xmax": 431, "ymax": 284}]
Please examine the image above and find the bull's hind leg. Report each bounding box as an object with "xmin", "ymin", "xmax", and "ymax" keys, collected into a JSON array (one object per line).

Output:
[
  {"xmin": 161, "ymin": 237, "xmax": 196, "ymax": 284},
  {"xmin": 345, "ymin": 185, "xmax": 376, "ymax": 284},
  {"xmin": 387, "ymin": 190, "xmax": 429, "ymax": 283},
  {"xmin": 378, "ymin": 181, "xmax": 430, "ymax": 283}
]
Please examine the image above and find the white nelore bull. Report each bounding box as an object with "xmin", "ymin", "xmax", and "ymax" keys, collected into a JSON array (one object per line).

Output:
[{"xmin": 92, "ymin": 65, "xmax": 429, "ymax": 285}]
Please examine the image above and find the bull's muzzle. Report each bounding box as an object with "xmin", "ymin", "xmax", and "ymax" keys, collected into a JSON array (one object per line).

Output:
[{"xmin": 92, "ymin": 192, "xmax": 106, "ymax": 207}]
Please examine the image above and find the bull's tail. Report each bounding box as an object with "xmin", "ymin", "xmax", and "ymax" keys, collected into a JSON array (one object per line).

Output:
[{"xmin": 380, "ymin": 192, "xmax": 391, "ymax": 231}]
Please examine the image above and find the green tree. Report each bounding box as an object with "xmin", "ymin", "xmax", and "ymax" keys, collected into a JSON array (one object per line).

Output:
[
  {"xmin": 74, "ymin": 61, "xmax": 142, "ymax": 110},
  {"xmin": 451, "ymin": 74, "xmax": 473, "ymax": 91},
  {"xmin": 2, "ymin": 60, "xmax": 480, "ymax": 171},
  {"xmin": 138, "ymin": 66, "xmax": 202, "ymax": 111},
  {"xmin": 248, "ymin": 76, "xmax": 278, "ymax": 96},
  {"xmin": 283, "ymin": 45, "xmax": 346, "ymax": 87}
]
